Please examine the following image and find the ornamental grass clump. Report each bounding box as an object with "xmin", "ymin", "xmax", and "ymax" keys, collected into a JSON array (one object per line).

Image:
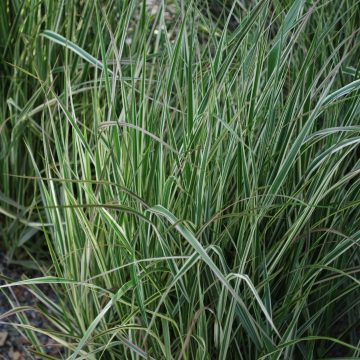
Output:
[{"xmin": 0, "ymin": 0, "xmax": 360, "ymax": 359}]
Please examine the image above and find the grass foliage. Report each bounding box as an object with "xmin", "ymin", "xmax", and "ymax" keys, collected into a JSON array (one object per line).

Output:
[{"xmin": 1, "ymin": 0, "xmax": 360, "ymax": 358}]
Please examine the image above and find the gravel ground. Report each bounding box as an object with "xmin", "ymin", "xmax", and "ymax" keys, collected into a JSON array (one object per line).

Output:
[{"xmin": 0, "ymin": 253, "xmax": 63, "ymax": 360}]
